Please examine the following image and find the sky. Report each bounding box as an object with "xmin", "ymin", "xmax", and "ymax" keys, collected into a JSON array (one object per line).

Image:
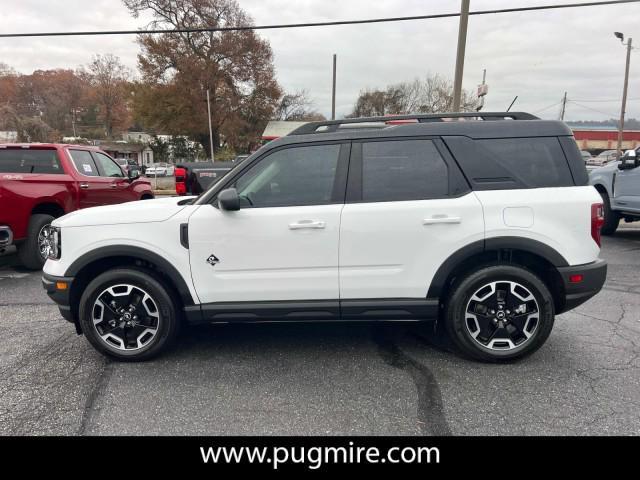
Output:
[{"xmin": 0, "ymin": 0, "xmax": 638, "ymax": 121}]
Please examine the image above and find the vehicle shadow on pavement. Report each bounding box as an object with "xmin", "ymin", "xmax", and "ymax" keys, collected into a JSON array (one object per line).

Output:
[
  {"xmin": 172, "ymin": 321, "xmax": 455, "ymax": 359},
  {"xmin": 119, "ymin": 322, "xmax": 460, "ymax": 435},
  {"xmin": 613, "ymin": 228, "xmax": 640, "ymax": 241}
]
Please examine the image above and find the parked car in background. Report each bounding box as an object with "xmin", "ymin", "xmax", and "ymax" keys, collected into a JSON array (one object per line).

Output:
[
  {"xmin": 146, "ymin": 163, "xmax": 175, "ymax": 177},
  {"xmin": 580, "ymin": 150, "xmax": 592, "ymax": 163},
  {"xmin": 115, "ymin": 158, "xmax": 141, "ymax": 176},
  {"xmin": 0, "ymin": 143, "xmax": 153, "ymax": 269},
  {"xmin": 590, "ymin": 147, "xmax": 640, "ymax": 235},
  {"xmin": 178, "ymin": 161, "xmax": 235, "ymax": 194},
  {"xmin": 587, "ymin": 150, "xmax": 621, "ymax": 167}
]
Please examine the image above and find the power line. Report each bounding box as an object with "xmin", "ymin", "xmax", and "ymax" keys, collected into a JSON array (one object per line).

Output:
[
  {"xmin": 570, "ymin": 97, "xmax": 640, "ymax": 102},
  {"xmin": 533, "ymin": 101, "xmax": 562, "ymax": 114},
  {"xmin": 0, "ymin": 0, "xmax": 637, "ymax": 38},
  {"xmin": 567, "ymin": 100, "xmax": 619, "ymax": 117}
]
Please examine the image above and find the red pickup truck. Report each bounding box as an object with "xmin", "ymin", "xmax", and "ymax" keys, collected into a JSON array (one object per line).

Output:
[{"xmin": 0, "ymin": 143, "xmax": 153, "ymax": 269}]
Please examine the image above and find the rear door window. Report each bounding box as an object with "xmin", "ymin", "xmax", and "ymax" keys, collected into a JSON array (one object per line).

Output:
[
  {"xmin": 69, "ymin": 150, "xmax": 99, "ymax": 176},
  {"xmin": 361, "ymin": 139, "xmax": 449, "ymax": 202},
  {"xmin": 0, "ymin": 148, "xmax": 63, "ymax": 174}
]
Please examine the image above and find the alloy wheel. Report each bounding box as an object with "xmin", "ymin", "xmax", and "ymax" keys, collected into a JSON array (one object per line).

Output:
[
  {"xmin": 465, "ymin": 281, "xmax": 540, "ymax": 351},
  {"xmin": 37, "ymin": 224, "xmax": 54, "ymax": 260},
  {"xmin": 92, "ymin": 284, "xmax": 161, "ymax": 351}
]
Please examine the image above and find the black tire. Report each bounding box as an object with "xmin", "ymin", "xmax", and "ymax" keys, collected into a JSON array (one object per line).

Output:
[
  {"xmin": 444, "ymin": 264, "xmax": 555, "ymax": 362},
  {"xmin": 599, "ymin": 191, "xmax": 619, "ymax": 235},
  {"xmin": 17, "ymin": 213, "xmax": 55, "ymax": 270},
  {"xmin": 79, "ymin": 268, "xmax": 180, "ymax": 361}
]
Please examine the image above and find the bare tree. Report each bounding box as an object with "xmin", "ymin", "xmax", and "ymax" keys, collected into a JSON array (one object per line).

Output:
[
  {"xmin": 274, "ymin": 90, "xmax": 325, "ymax": 121},
  {"xmin": 85, "ymin": 54, "xmax": 132, "ymax": 138},
  {"xmin": 349, "ymin": 74, "xmax": 479, "ymax": 117}
]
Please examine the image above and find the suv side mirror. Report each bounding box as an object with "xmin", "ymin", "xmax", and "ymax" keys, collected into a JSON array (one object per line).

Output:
[
  {"xmin": 128, "ymin": 168, "xmax": 141, "ymax": 180},
  {"xmin": 218, "ymin": 188, "xmax": 240, "ymax": 211},
  {"xmin": 618, "ymin": 149, "xmax": 638, "ymax": 170}
]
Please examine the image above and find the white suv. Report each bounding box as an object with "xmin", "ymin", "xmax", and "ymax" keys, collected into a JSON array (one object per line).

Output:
[{"xmin": 42, "ymin": 113, "xmax": 607, "ymax": 362}]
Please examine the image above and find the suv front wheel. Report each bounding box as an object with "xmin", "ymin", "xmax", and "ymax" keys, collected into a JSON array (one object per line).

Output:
[
  {"xmin": 17, "ymin": 213, "xmax": 55, "ymax": 270},
  {"xmin": 444, "ymin": 265, "xmax": 555, "ymax": 362},
  {"xmin": 79, "ymin": 268, "xmax": 180, "ymax": 361}
]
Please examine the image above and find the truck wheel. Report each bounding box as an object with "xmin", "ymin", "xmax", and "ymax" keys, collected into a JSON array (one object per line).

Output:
[
  {"xmin": 17, "ymin": 214, "xmax": 55, "ymax": 270},
  {"xmin": 444, "ymin": 264, "xmax": 555, "ymax": 362},
  {"xmin": 599, "ymin": 191, "xmax": 619, "ymax": 235},
  {"xmin": 78, "ymin": 268, "xmax": 180, "ymax": 361}
]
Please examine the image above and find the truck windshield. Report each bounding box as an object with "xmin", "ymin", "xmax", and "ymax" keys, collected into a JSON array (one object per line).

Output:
[{"xmin": 0, "ymin": 148, "xmax": 63, "ymax": 174}]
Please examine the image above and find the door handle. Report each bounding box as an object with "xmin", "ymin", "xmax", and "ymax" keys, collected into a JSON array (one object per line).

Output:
[
  {"xmin": 288, "ymin": 220, "xmax": 326, "ymax": 230},
  {"xmin": 79, "ymin": 183, "xmax": 89, "ymax": 189},
  {"xmin": 110, "ymin": 184, "xmax": 118, "ymax": 189},
  {"xmin": 423, "ymin": 215, "xmax": 461, "ymax": 225}
]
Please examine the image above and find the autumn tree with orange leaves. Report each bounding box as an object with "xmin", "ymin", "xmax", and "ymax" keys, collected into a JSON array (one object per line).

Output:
[{"xmin": 124, "ymin": 0, "xmax": 281, "ymax": 155}]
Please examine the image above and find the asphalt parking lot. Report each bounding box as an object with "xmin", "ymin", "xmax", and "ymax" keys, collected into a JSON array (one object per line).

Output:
[{"xmin": 1, "ymin": 230, "xmax": 639, "ymax": 436}]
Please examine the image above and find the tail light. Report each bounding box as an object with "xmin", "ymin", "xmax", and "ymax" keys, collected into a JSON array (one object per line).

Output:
[{"xmin": 591, "ymin": 203, "xmax": 605, "ymax": 247}]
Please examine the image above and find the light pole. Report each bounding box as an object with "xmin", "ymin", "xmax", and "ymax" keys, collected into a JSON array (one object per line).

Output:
[
  {"xmin": 331, "ymin": 54, "xmax": 337, "ymax": 120},
  {"xmin": 614, "ymin": 32, "xmax": 633, "ymax": 160}
]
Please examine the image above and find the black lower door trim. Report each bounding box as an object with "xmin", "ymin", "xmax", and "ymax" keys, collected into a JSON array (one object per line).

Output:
[
  {"xmin": 340, "ymin": 298, "xmax": 438, "ymax": 320},
  {"xmin": 186, "ymin": 298, "xmax": 438, "ymax": 324},
  {"xmin": 198, "ymin": 300, "xmax": 340, "ymax": 323}
]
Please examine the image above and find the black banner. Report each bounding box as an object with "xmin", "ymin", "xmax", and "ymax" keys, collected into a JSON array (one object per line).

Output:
[{"xmin": 1, "ymin": 436, "xmax": 637, "ymax": 473}]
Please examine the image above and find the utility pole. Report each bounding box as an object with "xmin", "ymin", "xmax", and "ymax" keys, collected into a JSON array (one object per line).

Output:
[
  {"xmin": 452, "ymin": 0, "xmax": 470, "ymax": 112},
  {"xmin": 331, "ymin": 54, "xmax": 337, "ymax": 120},
  {"xmin": 206, "ymin": 89, "xmax": 215, "ymax": 162},
  {"xmin": 71, "ymin": 109, "xmax": 77, "ymax": 137},
  {"xmin": 615, "ymin": 34, "xmax": 632, "ymax": 160},
  {"xmin": 560, "ymin": 91, "xmax": 568, "ymax": 121},
  {"xmin": 476, "ymin": 69, "xmax": 487, "ymax": 112}
]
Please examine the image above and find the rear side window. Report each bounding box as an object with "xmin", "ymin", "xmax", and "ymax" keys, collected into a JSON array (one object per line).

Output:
[
  {"xmin": 444, "ymin": 136, "xmax": 574, "ymax": 189},
  {"xmin": 361, "ymin": 139, "xmax": 449, "ymax": 202},
  {"xmin": 0, "ymin": 149, "xmax": 62, "ymax": 174},
  {"xmin": 69, "ymin": 150, "xmax": 99, "ymax": 176}
]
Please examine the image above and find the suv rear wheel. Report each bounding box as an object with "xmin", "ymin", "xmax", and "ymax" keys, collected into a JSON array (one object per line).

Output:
[
  {"xmin": 17, "ymin": 213, "xmax": 55, "ymax": 270},
  {"xmin": 79, "ymin": 268, "xmax": 180, "ymax": 361},
  {"xmin": 444, "ymin": 264, "xmax": 555, "ymax": 362}
]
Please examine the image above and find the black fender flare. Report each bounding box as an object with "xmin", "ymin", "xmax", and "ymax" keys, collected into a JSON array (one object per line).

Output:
[
  {"xmin": 65, "ymin": 245, "xmax": 195, "ymax": 306},
  {"xmin": 426, "ymin": 236, "xmax": 568, "ymax": 299}
]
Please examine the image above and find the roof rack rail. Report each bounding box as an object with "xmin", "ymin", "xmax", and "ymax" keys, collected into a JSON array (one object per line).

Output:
[{"xmin": 287, "ymin": 112, "xmax": 539, "ymax": 136}]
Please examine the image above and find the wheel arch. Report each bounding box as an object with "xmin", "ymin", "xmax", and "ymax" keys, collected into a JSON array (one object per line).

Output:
[
  {"xmin": 427, "ymin": 237, "xmax": 568, "ymax": 313},
  {"xmin": 66, "ymin": 246, "xmax": 196, "ymax": 324},
  {"xmin": 31, "ymin": 201, "xmax": 66, "ymax": 218},
  {"xmin": 592, "ymin": 182, "xmax": 610, "ymax": 197}
]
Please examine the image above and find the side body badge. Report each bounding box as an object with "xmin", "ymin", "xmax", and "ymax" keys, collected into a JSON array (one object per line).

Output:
[{"xmin": 206, "ymin": 254, "xmax": 220, "ymax": 266}]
